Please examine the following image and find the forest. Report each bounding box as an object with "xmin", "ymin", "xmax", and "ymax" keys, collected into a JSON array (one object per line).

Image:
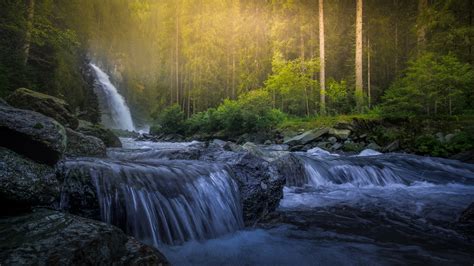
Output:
[
  {"xmin": 1, "ymin": 0, "xmax": 473, "ymax": 125},
  {"xmin": 1, "ymin": 1, "xmax": 474, "ymax": 265}
]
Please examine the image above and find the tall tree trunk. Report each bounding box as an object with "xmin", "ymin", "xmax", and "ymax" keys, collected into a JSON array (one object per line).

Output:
[
  {"xmin": 355, "ymin": 0, "xmax": 364, "ymax": 109},
  {"xmin": 23, "ymin": 0, "xmax": 35, "ymax": 67},
  {"xmin": 301, "ymin": 26, "xmax": 310, "ymax": 116},
  {"xmin": 417, "ymin": 0, "xmax": 428, "ymax": 55},
  {"xmin": 367, "ymin": 34, "xmax": 371, "ymax": 108},
  {"xmin": 319, "ymin": 0, "xmax": 326, "ymax": 115},
  {"xmin": 175, "ymin": 2, "xmax": 180, "ymax": 104}
]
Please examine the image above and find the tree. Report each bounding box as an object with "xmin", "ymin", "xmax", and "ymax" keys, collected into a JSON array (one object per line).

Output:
[
  {"xmin": 417, "ymin": 0, "xmax": 428, "ymax": 54},
  {"xmin": 23, "ymin": 0, "xmax": 35, "ymax": 67},
  {"xmin": 319, "ymin": 0, "xmax": 326, "ymax": 115},
  {"xmin": 355, "ymin": 0, "xmax": 364, "ymax": 109}
]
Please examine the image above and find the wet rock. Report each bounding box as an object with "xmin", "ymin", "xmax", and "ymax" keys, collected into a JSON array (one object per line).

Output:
[
  {"xmin": 331, "ymin": 143, "xmax": 343, "ymax": 151},
  {"xmin": 451, "ymin": 150, "xmax": 474, "ymax": 164},
  {"xmin": 65, "ymin": 128, "xmax": 106, "ymax": 157},
  {"xmin": 366, "ymin": 142, "xmax": 381, "ymax": 151},
  {"xmin": 77, "ymin": 120, "xmax": 122, "ymax": 148},
  {"xmin": 334, "ymin": 121, "xmax": 354, "ymax": 131},
  {"xmin": 459, "ymin": 202, "xmax": 474, "ymax": 223},
  {"xmin": 6, "ymin": 88, "xmax": 79, "ymax": 129},
  {"xmin": 328, "ymin": 128, "xmax": 351, "ymax": 140},
  {"xmin": 0, "ymin": 148, "xmax": 59, "ymax": 213},
  {"xmin": 272, "ymin": 154, "xmax": 308, "ymax": 187},
  {"xmin": 383, "ymin": 140, "xmax": 400, "ymax": 153},
  {"xmin": 242, "ymin": 142, "xmax": 265, "ymax": 158},
  {"xmin": 207, "ymin": 152, "xmax": 286, "ymax": 225},
  {"xmin": 264, "ymin": 140, "xmax": 272, "ymax": 145},
  {"xmin": 0, "ymin": 105, "xmax": 66, "ymax": 165},
  {"xmin": 0, "ymin": 209, "xmax": 169, "ymax": 265},
  {"xmin": 328, "ymin": 136, "xmax": 338, "ymax": 144},
  {"xmin": 343, "ymin": 142, "xmax": 364, "ymax": 152},
  {"xmin": 0, "ymin": 98, "xmax": 9, "ymax": 107},
  {"xmin": 316, "ymin": 142, "xmax": 331, "ymax": 150},
  {"xmin": 284, "ymin": 128, "xmax": 329, "ymax": 146}
]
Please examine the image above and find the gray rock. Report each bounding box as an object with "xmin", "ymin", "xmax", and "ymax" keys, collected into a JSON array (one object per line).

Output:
[
  {"xmin": 459, "ymin": 202, "xmax": 474, "ymax": 223},
  {"xmin": 264, "ymin": 140, "xmax": 272, "ymax": 145},
  {"xmin": 0, "ymin": 148, "xmax": 59, "ymax": 213},
  {"xmin": 203, "ymin": 152, "xmax": 286, "ymax": 225},
  {"xmin": 331, "ymin": 143, "xmax": 343, "ymax": 151},
  {"xmin": 366, "ymin": 142, "xmax": 381, "ymax": 151},
  {"xmin": 266, "ymin": 144, "xmax": 290, "ymax": 151},
  {"xmin": 284, "ymin": 128, "xmax": 329, "ymax": 146},
  {"xmin": 242, "ymin": 142, "xmax": 265, "ymax": 157},
  {"xmin": 383, "ymin": 140, "xmax": 400, "ymax": 153},
  {"xmin": 435, "ymin": 132, "xmax": 445, "ymax": 143},
  {"xmin": 0, "ymin": 98, "xmax": 9, "ymax": 107},
  {"xmin": 66, "ymin": 128, "xmax": 107, "ymax": 157},
  {"xmin": 445, "ymin": 133, "xmax": 456, "ymax": 143},
  {"xmin": 0, "ymin": 209, "xmax": 169, "ymax": 265},
  {"xmin": 0, "ymin": 105, "xmax": 66, "ymax": 165},
  {"xmin": 328, "ymin": 136, "xmax": 338, "ymax": 144},
  {"xmin": 329, "ymin": 128, "xmax": 351, "ymax": 140},
  {"xmin": 6, "ymin": 88, "xmax": 79, "ymax": 129},
  {"xmin": 317, "ymin": 142, "xmax": 331, "ymax": 150},
  {"xmin": 77, "ymin": 120, "xmax": 122, "ymax": 148}
]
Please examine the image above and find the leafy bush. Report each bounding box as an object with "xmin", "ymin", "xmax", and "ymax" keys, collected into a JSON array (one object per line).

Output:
[
  {"xmin": 413, "ymin": 132, "xmax": 474, "ymax": 157},
  {"xmin": 382, "ymin": 53, "xmax": 474, "ymax": 116},
  {"xmin": 185, "ymin": 89, "xmax": 285, "ymax": 137},
  {"xmin": 151, "ymin": 104, "xmax": 186, "ymax": 134}
]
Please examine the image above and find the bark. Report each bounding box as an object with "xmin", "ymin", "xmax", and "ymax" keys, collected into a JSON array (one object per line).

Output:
[
  {"xmin": 23, "ymin": 0, "xmax": 35, "ymax": 67},
  {"xmin": 355, "ymin": 0, "xmax": 364, "ymax": 108},
  {"xmin": 319, "ymin": 0, "xmax": 326, "ymax": 115},
  {"xmin": 417, "ymin": 0, "xmax": 428, "ymax": 54}
]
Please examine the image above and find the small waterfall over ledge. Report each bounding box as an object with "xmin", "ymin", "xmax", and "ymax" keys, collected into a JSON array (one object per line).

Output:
[
  {"xmin": 60, "ymin": 158, "xmax": 244, "ymax": 246},
  {"xmin": 287, "ymin": 152, "xmax": 474, "ymax": 188},
  {"xmin": 90, "ymin": 63, "xmax": 135, "ymax": 131}
]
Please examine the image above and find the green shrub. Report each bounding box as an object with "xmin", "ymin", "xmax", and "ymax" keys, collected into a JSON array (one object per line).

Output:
[{"xmin": 151, "ymin": 104, "xmax": 186, "ymax": 134}]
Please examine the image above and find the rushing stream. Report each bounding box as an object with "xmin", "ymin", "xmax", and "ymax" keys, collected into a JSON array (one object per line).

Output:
[
  {"xmin": 59, "ymin": 68, "xmax": 474, "ymax": 265},
  {"xmin": 59, "ymin": 138, "xmax": 474, "ymax": 265}
]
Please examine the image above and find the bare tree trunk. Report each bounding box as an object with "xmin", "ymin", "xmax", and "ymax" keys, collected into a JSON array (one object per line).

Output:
[
  {"xmin": 355, "ymin": 0, "xmax": 364, "ymax": 109},
  {"xmin": 368, "ymin": 34, "xmax": 371, "ymax": 108},
  {"xmin": 23, "ymin": 0, "xmax": 35, "ymax": 67},
  {"xmin": 175, "ymin": 2, "xmax": 180, "ymax": 104},
  {"xmin": 319, "ymin": 0, "xmax": 326, "ymax": 115},
  {"xmin": 417, "ymin": 0, "xmax": 428, "ymax": 55}
]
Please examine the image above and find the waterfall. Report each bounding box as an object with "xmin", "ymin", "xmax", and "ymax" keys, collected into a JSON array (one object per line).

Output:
[
  {"xmin": 90, "ymin": 63, "xmax": 135, "ymax": 131},
  {"xmin": 60, "ymin": 158, "xmax": 244, "ymax": 246},
  {"xmin": 288, "ymin": 153, "xmax": 474, "ymax": 188}
]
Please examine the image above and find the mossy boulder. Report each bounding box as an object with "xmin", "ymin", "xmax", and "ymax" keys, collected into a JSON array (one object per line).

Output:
[
  {"xmin": 6, "ymin": 88, "xmax": 79, "ymax": 129},
  {"xmin": 0, "ymin": 105, "xmax": 66, "ymax": 165},
  {"xmin": 0, "ymin": 209, "xmax": 169, "ymax": 265},
  {"xmin": 0, "ymin": 148, "xmax": 59, "ymax": 213},
  {"xmin": 65, "ymin": 128, "xmax": 106, "ymax": 157},
  {"xmin": 77, "ymin": 120, "xmax": 122, "ymax": 148}
]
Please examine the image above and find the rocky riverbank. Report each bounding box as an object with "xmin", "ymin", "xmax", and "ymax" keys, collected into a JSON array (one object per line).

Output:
[{"xmin": 0, "ymin": 89, "xmax": 168, "ymax": 265}]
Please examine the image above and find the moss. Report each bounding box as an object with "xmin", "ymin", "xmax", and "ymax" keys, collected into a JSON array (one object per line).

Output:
[{"xmin": 33, "ymin": 123, "xmax": 44, "ymax": 129}]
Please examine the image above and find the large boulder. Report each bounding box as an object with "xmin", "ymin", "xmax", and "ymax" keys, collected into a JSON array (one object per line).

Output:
[
  {"xmin": 272, "ymin": 154, "xmax": 309, "ymax": 187},
  {"xmin": 6, "ymin": 88, "xmax": 79, "ymax": 129},
  {"xmin": 0, "ymin": 209, "xmax": 168, "ymax": 265},
  {"xmin": 77, "ymin": 120, "xmax": 122, "ymax": 148},
  {"xmin": 0, "ymin": 148, "xmax": 59, "ymax": 213},
  {"xmin": 0, "ymin": 105, "xmax": 66, "ymax": 165},
  {"xmin": 66, "ymin": 128, "xmax": 106, "ymax": 157},
  {"xmin": 202, "ymin": 150, "xmax": 286, "ymax": 225},
  {"xmin": 284, "ymin": 128, "xmax": 329, "ymax": 146},
  {"xmin": 328, "ymin": 128, "xmax": 351, "ymax": 140}
]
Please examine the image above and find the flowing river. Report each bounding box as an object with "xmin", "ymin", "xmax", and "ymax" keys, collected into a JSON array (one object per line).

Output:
[{"xmin": 60, "ymin": 138, "xmax": 474, "ymax": 265}]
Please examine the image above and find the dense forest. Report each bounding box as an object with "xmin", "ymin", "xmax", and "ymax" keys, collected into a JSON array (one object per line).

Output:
[{"xmin": 1, "ymin": 0, "xmax": 473, "ymax": 128}]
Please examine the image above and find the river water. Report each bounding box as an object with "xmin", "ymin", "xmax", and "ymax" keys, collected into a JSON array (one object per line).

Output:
[{"xmin": 62, "ymin": 138, "xmax": 474, "ymax": 265}]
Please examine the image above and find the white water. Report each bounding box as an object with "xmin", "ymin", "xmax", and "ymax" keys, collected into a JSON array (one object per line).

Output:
[{"xmin": 90, "ymin": 63, "xmax": 135, "ymax": 131}]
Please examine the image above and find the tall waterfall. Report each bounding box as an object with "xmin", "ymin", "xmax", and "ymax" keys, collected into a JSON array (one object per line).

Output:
[{"xmin": 90, "ymin": 63, "xmax": 135, "ymax": 131}]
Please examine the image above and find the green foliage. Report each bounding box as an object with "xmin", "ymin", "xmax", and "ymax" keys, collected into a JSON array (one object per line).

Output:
[
  {"xmin": 326, "ymin": 79, "xmax": 352, "ymax": 115},
  {"xmin": 413, "ymin": 132, "xmax": 474, "ymax": 157},
  {"xmin": 382, "ymin": 53, "xmax": 474, "ymax": 116},
  {"xmin": 151, "ymin": 104, "xmax": 186, "ymax": 135},
  {"xmin": 265, "ymin": 53, "xmax": 319, "ymax": 116},
  {"xmin": 185, "ymin": 89, "xmax": 285, "ymax": 137}
]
